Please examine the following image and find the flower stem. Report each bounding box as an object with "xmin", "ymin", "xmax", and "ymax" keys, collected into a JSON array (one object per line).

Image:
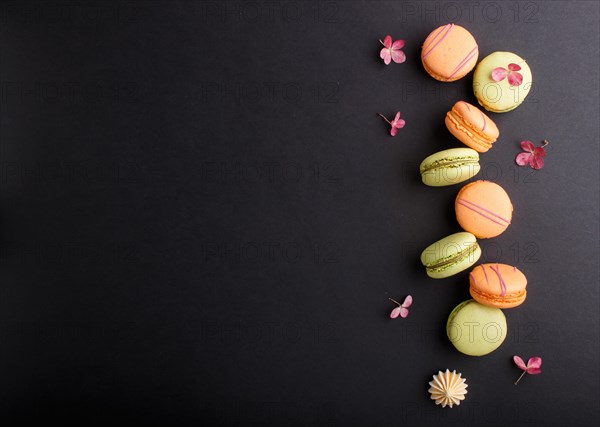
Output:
[
  {"xmin": 542, "ymin": 139, "xmax": 550, "ymax": 147},
  {"xmin": 514, "ymin": 371, "xmax": 527, "ymax": 385},
  {"xmin": 388, "ymin": 297, "xmax": 400, "ymax": 306},
  {"xmin": 377, "ymin": 113, "xmax": 391, "ymax": 125},
  {"xmin": 379, "ymin": 39, "xmax": 385, "ymax": 46}
]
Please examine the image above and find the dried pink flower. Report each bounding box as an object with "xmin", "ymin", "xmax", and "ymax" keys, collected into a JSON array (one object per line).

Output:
[
  {"xmin": 516, "ymin": 140, "xmax": 549, "ymax": 170},
  {"xmin": 389, "ymin": 295, "xmax": 412, "ymax": 319},
  {"xmin": 513, "ymin": 355, "xmax": 542, "ymax": 385},
  {"xmin": 377, "ymin": 112, "xmax": 405, "ymax": 136},
  {"xmin": 379, "ymin": 35, "xmax": 406, "ymax": 65},
  {"xmin": 492, "ymin": 63, "xmax": 523, "ymax": 86}
]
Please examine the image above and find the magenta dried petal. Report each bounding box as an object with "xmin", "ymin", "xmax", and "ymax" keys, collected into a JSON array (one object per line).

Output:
[
  {"xmin": 391, "ymin": 50, "xmax": 406, "ymax": 64},
  {"xmin": 390, "ymin": 126, "xmax": 398, "ymax": 136},
  {"xmin": 527, "ymin": 368, "xmax": 542, "ymax": 375},
  {"xmin": 390, "ymin": 306, "xmax": 402, "ymax": 318},
  {"xmin": 513, "ymin": 355, "xmax": 527, "ymax": 370},
  {"xmin": 508, "ymin": 71, "xmax": 523, "ymax": 86},
  {"xmin": 395, "ymin": 118, "xmax": 406, "ymax": 129},
  {"xmin": 534, "ymin": 147, "xmax": 547, "ymax": 158},
  {"xmin": 382, "ymin": 35, "xmax": 392, "ymax": 48},
  {"xmin": 527, "ymin": 357, "xmax": 543, "ymax": 369},
  {"xmin": 399, "ymin": 307, "xmax": 409, "ymax": 318},
  {"xmin": 516, "ymin": 152, "xmax": 532, "ymax": 166},
  {"xmin": 392, "ymin": 39, "xmax": 405, "ymax": 49},
  {"xmin": 402, "ymin": 295, "xmax": 413, "ymax": 308},
  {"xmin": 530, "ymin": 155, "xmax": 544, "ymax": 169},
  {"xmin": 520, "ymin": 140, "xmax": 535, "ymax": 152},
  {"xmin": 508, "ymin": 63, "xmax": 522, "ymax": 71},
  {"xmin": 492, "ymin": 67, "xmax": 508, "ymax": 82}
]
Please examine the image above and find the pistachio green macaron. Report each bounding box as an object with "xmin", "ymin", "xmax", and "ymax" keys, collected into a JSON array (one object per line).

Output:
[
  {"xmin": 473, "ymin": 51, "xmax": 533, "ymax": 113},
  {"xmin": 447, "ymin": 299, "xmax": 507, "ymax": 356},
  {"xmin": 420, "ymin": 232, "xmax": 481, "ymax": 279},
  {"xmin": 420, "ymin": 148, "xmax": 480, "ymax": 187}
]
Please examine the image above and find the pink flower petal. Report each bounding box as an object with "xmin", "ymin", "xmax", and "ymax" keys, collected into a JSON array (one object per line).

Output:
[
  {"xmin": 394, "ymin": 118, "xmax": 406, "ymax": 129},
  {"xmin": 399, "ymin": 307, "xmax": 409, "ymax": 318},
  {"xmin": 508, "ymin": 71, "xmax": 523, "ymax": 86},
  {"xmin": 391, "ymin": 49, "xmax": 406, "ymax": 64},
  {"xmin": 391, "ymin": 39, "xmax": 405, "ymax": 50},
  {"xmin": 390, "ymin": 126, "xmax": 398, "ymax": 137},
  {"xmin": 527, "ymin": 368, "xmax": 542, "ymax": 375},
  {"xmin": 527, "ymin": 357, "xmax": 543, "ymax": 369},
  {"xmin": 393, "ymin": 112, "xmax": 401, "ymax": 122},
  {"xmin": 530, "ymin": 155, "xmax": 544, "ymax": 169},
  {"xmin": 516, "ymin": 152, "xmax": 532, "ymax": 166},
  {"xmin": 492, "ymin": 67, "xmax": 508, "ymax": 82},
  {"xmin": 380, "ymin": 48, "xmax": 391, "ymax": 64},
  {"xmin": 534, "ymin": 147, "xmax": 547, "ymax": 158},
  {"xmin": 508, "ymin": 63, "xmax": 522, "ymax": 71},
  {"xmin": 520, "ymin": 140, "xmax": 535, "ymax": 152},
  {"xmin": 513, "ymin": 355, "xmax": 527, "ymax": 370},
  {"xmin": 382, "ymin": 35, "xmax": 392, "ymax": 48},
  {"xmin": 402, "ymin": 295, "xmax": 413, "ymax": 308},
  {"xmin": 390, "ymin": 306, "xmax": 402, "ymax": 319}
]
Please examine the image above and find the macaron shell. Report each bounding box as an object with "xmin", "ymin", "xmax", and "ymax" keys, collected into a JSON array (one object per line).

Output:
[
  {"xmin": 420, "ymin": 147, "xmax": 480, "ymax": 186},
  {"xmin": 421, "ymin": 24, "xmax": 479, "ymax": 82},
  {"xmin": 469, "ymin": 264, "xmax": 527, "ymax": 308},
  {"xmin": 447, "ymin": 299, "xmax": 507, "ymax": 356},
  {"xmin": 473, "ymin": 51, "xmax": 533, "ymax": 113},
  {"xmin": 420, "ymin": 232, "xmax": 481, "ymax": 279},
  {"xmin": 455, "ymin": 181, "xmax": 513, "ymax": 238},
  {"xmin": 445, "ymin": 101, "xmax": 499, "ymax": 152}
]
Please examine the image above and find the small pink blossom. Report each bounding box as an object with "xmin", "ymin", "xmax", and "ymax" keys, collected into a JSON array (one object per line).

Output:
[
  {"xmin": 513, "ymin": 355, "xmax": 542, "ymax": 385},
  {"xmin": 389, "ymin": 295, "xmax": 412, "ymax": 319},
  {"xmin": 377, "ymin": 112, "xmax": 405, "ymax": 136},
  {"xmin": 492, "ymin": 63, "xmax": 523, "ymax": 86},
  {"xmin": 379, "ymin": 35, "xmax": 406, "ymax": 65},
  {"xmin": 515, "ymin": 140, "xmax": 549, "ymax": 170}
]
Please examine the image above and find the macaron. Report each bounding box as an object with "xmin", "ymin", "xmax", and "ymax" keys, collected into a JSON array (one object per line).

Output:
[
  {"xmin": 473, "ymin": 51, "xmax": 533, "ymax": 113},
  {"xmin": 455, "ymin": 180, "xmax": 513, "ymax": 238},
  {"xmin": 447, "ymin": 299, "xmax": 507, "ymax": 356},
  {"xmin": 469, "ymin": 263, "xmax": 527, "ymax": 308},
  {"xmin": 445, "ymin": 101, "xmax": 499, "ymax": 153},
  {"xmin": 420, "ymin": 148, "xmax": 480, "ymax": 187},
  {"xmin": 421, "ymin": 24, "xmax": 479, "ymax": 82},
  {"xmin": 420, "ymin": 232, "xmax": 481, "ymax": 279}
]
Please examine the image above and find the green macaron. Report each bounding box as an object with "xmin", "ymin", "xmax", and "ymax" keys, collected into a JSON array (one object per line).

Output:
[
  {"xmin": 420, "ymin": 232, "xmax": 481, "ymax": 279},
  {"xmin": 420, "ymin": 148, "xmax": 480, "ymax": 187},
  {"xmin": 447, "ymin": 299, "xmax": 507, "ymax": 356},
  {"xmin": 473, "ymin": 51, "xmax": 533, "ymax": 113}
]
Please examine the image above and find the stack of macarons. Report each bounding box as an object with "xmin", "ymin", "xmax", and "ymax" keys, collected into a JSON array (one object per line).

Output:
[
  {"xmin": 416, "ymin": 23, "xmax": 534, "ymax": 357},
  {"xmin": 419, "ymin": 24, "xmax": 532, "ymax": 188}
]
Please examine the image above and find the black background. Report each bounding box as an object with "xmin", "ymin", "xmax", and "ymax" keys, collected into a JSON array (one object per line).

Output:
[{"xmin": 1, "ymin": 1, "xmax": 599, "ymax": 426}]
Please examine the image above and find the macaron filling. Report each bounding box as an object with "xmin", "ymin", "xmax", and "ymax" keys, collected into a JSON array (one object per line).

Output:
[
  {"xmin": 446, "ymin": 110, "xmax": 494, "ymax": 150},
  {"xmin": 420, "ymin": 156, "xmax": 479, "ymax": 174},
  {"xmin": 470, "ymin": 286, "xmax": 526, "ymax": 305},
  {"xmin": 424, "ymin": 242, "xmax": 479, "ymax": 273}
]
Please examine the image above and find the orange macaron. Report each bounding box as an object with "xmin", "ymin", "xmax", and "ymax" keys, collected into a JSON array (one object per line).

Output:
[
  {"xmin": 445, "ymin": 101, "xmax": 499, "ymax": 152},
  {"xmin": 469, "ymin": 264, "xmax": 527, "ymax": 308},
  {"xmin": 421, "ymin": 24, "xmax": 479, "ymax": 82},
  {"xmin": 455, "ymin": 181, "xmax": 513, "ymax": 238}
]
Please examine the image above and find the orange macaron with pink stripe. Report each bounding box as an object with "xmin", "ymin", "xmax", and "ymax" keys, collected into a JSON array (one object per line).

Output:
[
  {"xmin": 455, "ymin": 181, "xmax": 513, "ymax": 238},
  {"xmin": 469, "ymin": 263, "xmax": 527, "ymax": 308},
  {"xmin": 421, "ymin": 24, "xmax": 479, "ymax": 82},
  {"xmin": 446, "ymin": 101, "xmax": 499, "ymax": 153}
]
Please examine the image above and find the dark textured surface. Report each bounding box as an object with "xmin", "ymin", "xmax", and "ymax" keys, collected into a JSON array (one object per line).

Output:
[{"xmin": 0, "ymin": 1, "xmax": 598, "ymax": 426}]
